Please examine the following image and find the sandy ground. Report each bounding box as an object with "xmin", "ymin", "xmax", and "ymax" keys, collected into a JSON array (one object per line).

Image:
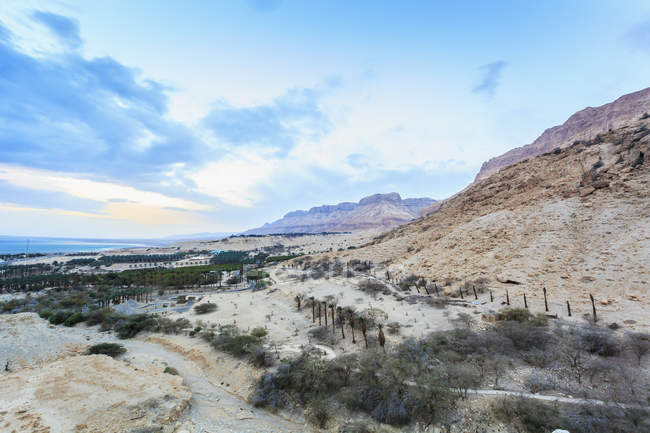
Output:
[{"xmin": 0, "ymin": 313, "xmax": 308, "ymax": 433}]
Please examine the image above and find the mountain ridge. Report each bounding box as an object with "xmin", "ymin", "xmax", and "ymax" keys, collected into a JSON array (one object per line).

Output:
[
  {"xmin": 474, "ymin": 87, "xmax": 650, "ymax": 182},
  {"xmin": 243, "ymin": 193, "xmax": 435, "ymax": 235}
]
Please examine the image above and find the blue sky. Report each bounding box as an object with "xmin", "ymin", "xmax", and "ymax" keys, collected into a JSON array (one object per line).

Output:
[{"xmin": 1, "ymin": 0, "xmax": 649, "ymax": 237}]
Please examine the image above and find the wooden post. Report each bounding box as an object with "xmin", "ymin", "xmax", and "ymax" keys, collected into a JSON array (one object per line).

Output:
[
  {"xmin": 523, "ymin": 293, "xmax": 528, "ymax": 309},
  {"xmin": 543, "ymin": 287, "xmax": 548, "ymax": 312},
  {"xmin": 323, "ymin": 302, "xmax": 328, "ymax": 327},
  {"xmin": 318, "ymin": 302, "xmax": 322, "ymax": 325},
  {"xmin": 311, "ymin": 297, "xmax": 315, "ymax": 323},
  {"xmin": 473, "ymin": 285, "xmax": 478, "ymax": 300},
  {"xmin": 590, "ymin": 294, "xmax": 597, "ymax": 322},
  {"xmin": 433, "ymin": 282, "xmax": 439, "ymax": 296},
  {"xmin": 506, "ymin": 289, "xmax": 510, "ymax": 305},
  {"xmin": 459, "ymin": 287, "xmax": 464, "ymax": 300},
  {"xmin": 331, "ymin": 305, "xmax": 336, "ymax": 333},
  {"xmin": 566, "ymin": 300, "xmax": 571, "ymax": 317},
  {"xmin": 489, "ymin": 290, "xmax": 493, "ymax": 302}
]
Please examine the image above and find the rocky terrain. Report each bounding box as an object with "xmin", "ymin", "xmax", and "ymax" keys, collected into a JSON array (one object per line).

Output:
[
  {"xmin": 243, "ymin": 193, "xmax": 435, "ymax": 235},
  {"xmin": 331, "ymin": 117, "xmax": 649, "ymax": 319},
  {"xmin": 474, "ymin": 87, "xmax": 650, "ymax": 182}
]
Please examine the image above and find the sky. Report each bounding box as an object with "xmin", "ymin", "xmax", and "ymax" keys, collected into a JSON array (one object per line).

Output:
[{"xmin": 1, "ymin": 0, "xmax": 650, "ymax": 238}]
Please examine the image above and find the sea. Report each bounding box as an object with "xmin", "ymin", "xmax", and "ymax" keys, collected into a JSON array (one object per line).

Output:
[{"xmin": 0, "ymin": 235, "xmax": 167, "ymax": 256}]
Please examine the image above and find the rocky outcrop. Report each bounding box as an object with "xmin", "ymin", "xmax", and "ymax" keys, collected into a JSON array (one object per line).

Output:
[
  {"xmin": 243, "ymin": 193, "xmax": 435, "ymax": 235},
  {"xmin": 475, "ymin": 87, "xmax": 650, "ymax": 181}
]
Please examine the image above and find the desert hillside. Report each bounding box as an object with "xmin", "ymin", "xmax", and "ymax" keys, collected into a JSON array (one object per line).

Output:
[
  {"xmin": 333, "ymin": 117, "xmax": 649, "ymax": 308},
  {"xmin": 475, "ymin": 87, "xmax": 650, "ymax": 181},
  {"xmin": 243, "ymin": 192, "xmax": 435, "ymax": 235}
]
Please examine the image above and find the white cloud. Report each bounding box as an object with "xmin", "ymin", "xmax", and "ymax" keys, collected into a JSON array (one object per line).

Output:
[
  {"xmin": 0, "ymin": 163, "xmax": 210, "ymax": 211},
  {"xmin": 189, "ymin": 151, "xmax": 277, "ymax": 207}
]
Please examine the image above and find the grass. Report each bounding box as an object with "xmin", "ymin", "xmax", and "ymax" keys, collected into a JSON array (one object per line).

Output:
[{"xmin": 86, "ymin": 342, "xmax": 126, "ymax": 357}]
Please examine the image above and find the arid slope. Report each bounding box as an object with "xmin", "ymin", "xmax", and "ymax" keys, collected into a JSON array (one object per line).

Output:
[{"xmin": 335, "ymin": 118, "xmax": 650, "ymax": 309}]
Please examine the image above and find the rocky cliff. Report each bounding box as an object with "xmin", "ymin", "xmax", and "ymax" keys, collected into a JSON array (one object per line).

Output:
[
  {"xmin": 475, "ymin": 87, "xmax": 650, "ymax": 181},
  {"xmin": 334, "ymin": 117, "xmax": 649, "ymax": 303},
  {"xmin": 243, "ymin": 193, "xmax": 435, "ymax": 235}
]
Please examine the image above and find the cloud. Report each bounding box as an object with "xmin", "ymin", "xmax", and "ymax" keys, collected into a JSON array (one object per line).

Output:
[
  {"xmin": 31, "ymin": 10, "xmax": 81, "ymax": 49},
  {"xmin": 624, "ymin": 19, "xmax": 650, "ymax": 53},
  {"xmin": 0, "ymin": 19, "xmax": 203, "ymax": 191},
  {"xmin": 201, "ymin": 87, "xmax": 331, "ymax": 155},
  {"xmin": 0, "ymin": 164, "xmax": 209, "ymax": 211},
  {"xmin": 472, "ymin": 60, "xmax": 507, "ymax": 98}
]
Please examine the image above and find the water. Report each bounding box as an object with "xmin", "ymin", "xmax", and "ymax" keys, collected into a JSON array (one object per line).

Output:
[{"xmin": 0, "ymin": 235, "xmax": 167, "ymax": 255}]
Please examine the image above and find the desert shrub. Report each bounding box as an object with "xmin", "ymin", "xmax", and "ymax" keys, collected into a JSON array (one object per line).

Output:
[
  {"xmin": 338, "ymin": 421, "xmax": 377, "ymax": 433},
  {"xmin": 250, "ymin": 327, "xmax": 268, "ymax": 338},
  {"xmin": 497, "ymin": 321, "xmax": 552, "ymax": 351},
  {"xmin": 522, "ymin": 348, "xmax": 555, "ymax": 368},
  {"xmin": 163, "ymin": 366, "xmax": 179, "ymax": 375},
  {"xmin": 385, "ymin": 322, "xmax": 401, "ymax": 335},
  {"xmin": 63, "ymin": 311, "xmax": 85, "ymax": 327},
  {"xmin": 491, "ymin": 397, "xmax": 566, "ymax": 433},
  {"xmin": 84, "ymin": 309, "xmax": 110, "ymax": 326},
  {"xmin": 625, "ymin": 332, "xmax": 649, "ymax": 365},
  {"xmin": 204, "ymin": 325, "xmax": 267, "ymax": 359},
  {"xmin": 194, "ymin": 302, "xmax": 217, "ymax": 314},
  {"xmin": 86, "ymin": 342, "xmax": 126, "ymax": 358},
  {"xmin": 48, "ymin": 310, "xmax": 72, "ymax": 325},
  {"xmin": 189, "ymin": 326, "xmax": 202, "ymax": 337},
  {"xmin": 226, "ymin": 276, "xmax": 240, "ymax": 285},
  {"xmin": 309, "ymin": 326, "xmax": 337, "ymax": 345},
  {"xmin": 578, "ymin": 326, "xmax": 620, "ymax": 357},
  {"xmin": 38, "ymin": 309, "xmax": 53, "ymax": 319},
  {"xmin": 498, "ymin": 307, "xmax": 533, "ymax": 323},
  {"xmin": 157, "ymin": 317, "xmax": 190, "ymax": 334},
  {"xmin": 306, "ymin": 399, "xmax": 331, "ymax": 428},
  {"xmin": 358, "ymin": 279, "xmax": 390, "ymax": 296},
  {"xmin": 114, "ymin": 314, "xmax": 158, "ymax": 339},
  {"xmin": 250, "ymin": 346, "xmax": 274, "ymax": 368},
  {"xmin": 524, "ymin": 372, "xmax": 555, "ymax": 393}
]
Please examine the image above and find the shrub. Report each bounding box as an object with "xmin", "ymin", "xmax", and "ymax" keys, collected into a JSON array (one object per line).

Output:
[
  {"xmin": 63, "ymin": 311, "xmax": 85, "ymax": 327},
  {"xmin": 578, "ymin": 326, "xmax": 620, "ymax": 357},
  {"xmin": 38, "ymin": 309, "xmax": 53, "ymax": 319},
  {"xmin": 358, "ymin": 279, "xmax": 390, "ymax": 296},
  {"xmin": 158, "ymin": 317, "xmax": 190, "ymax": 334},
  {"xmin": 163, "ymin": 366, "xmax": 179, "ymax": 375},
  {"xmin": 250, "ymin": 327, "xmax": 268, "ymax": 339},
  {"xmin": 86, "ymin": 342, "xmax": 126, "ymax": 358},
  {"xmin": 114, "ymin": 314, "xmax": 158, "ymax": 339},
  {"xmin": 306, "ymin": 399, "xmax": 331, "ymax": 428},
  {"xmin": 49, "ymin": 310, "xmax": 72, "ymax": 325},
  {"xmin": 194, "ymin": 302, "xmax": 217, "ymax": 314},
  {"xmin": 524, "ymin": 372, "xmax": 555, "ymax": 393},
  {"xmin": 491, "ymin": 397, "xmax": 566, "ymax": 433},
  {"xmin": 499, "ymin": 307, "xmax": 533, "ymax": 323}
]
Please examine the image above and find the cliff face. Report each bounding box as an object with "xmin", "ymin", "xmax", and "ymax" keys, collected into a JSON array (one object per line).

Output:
[
  {"xmin": 475, "ymin": 87, "xmax": 650, "ymax": 181},
  {"xmin": 243, "ymin": 193, "xmax": 436, "ymax": 235}
]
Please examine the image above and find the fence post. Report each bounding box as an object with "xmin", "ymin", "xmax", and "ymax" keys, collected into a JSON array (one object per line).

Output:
[
  {"xmin": 543, "ymin": 287, "xmax": 548, "ymax": 312},
  {"xmin": 506, "ymin": 289, "xmax": 510, "ymax": 306},
  {"xmin": 566, "ymin": 300, "xmax": 571, "ymax": 317},
  {"xmin": 489, "ymin": 290, "xmax": 493, "ymax": 302},
  {"xmin": 524, "ymin": 293, "xmax": 528, "ymax": 309},
  {"xmin": 590, "ymin": 294, "xmax": 597, "ymax": 322},
  {"xmin": 473, "ymin": 285, "xmax": 478, "ymax": 300}
]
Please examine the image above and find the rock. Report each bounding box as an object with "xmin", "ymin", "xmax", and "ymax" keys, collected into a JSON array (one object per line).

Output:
[
  {"xmin": 580, "ymin": 187, "xmax": 596, "ymax": 197},
  {"xmin": 592, "ymin": 180, "xmax": 609, "ymax": 189}
]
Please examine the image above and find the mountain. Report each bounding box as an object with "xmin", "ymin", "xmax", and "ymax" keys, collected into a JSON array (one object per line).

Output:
[
  {"xmin": 243, "ymin": 193, "xmax": 436, "ymax": 235},
  {"xmin": 334, "ymin": 116, "xmax": 649, "ymax": 301},
  {"xmin": 475, "ymin": 87, "xmax": 650, "ymax": 182}
]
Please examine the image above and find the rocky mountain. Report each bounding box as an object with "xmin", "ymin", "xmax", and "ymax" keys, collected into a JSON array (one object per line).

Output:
[
  {"xmin": 243, "ymin": 193, "xmax": 436, "ymax": 235},
  {"xmin": 475, "ymin": 87, "xmax": 650, "ymax": 181},
  {"xmin": 334, "ymin": 116, "xmax": 649, "ymax": 304}
]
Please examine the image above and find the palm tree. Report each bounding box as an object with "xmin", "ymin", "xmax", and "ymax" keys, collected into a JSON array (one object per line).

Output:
[
  {"xmin": 318, "ymin": 301, "xmax": 322, "ymax": 326},
  {"xmin": 330, "ymin": 305, "xmax": 336, "ymax": 333},
  {"xmin": 348, "ymin": 311, "xmax": 356, "ymax": 344},
  {"xmin": 378, "ymin": 324, "xmax": 386, "ymax": 353},
  {"xmin": 360, "ymin": 317, "xmax": 368, "ymax": 348},
  {"xmin": 323, "ymin": 302, "xmax": 328, "ymax": 327},
  {"xmin": 337, "ymin": 306, "xmax": 345, "ymax": 339}
]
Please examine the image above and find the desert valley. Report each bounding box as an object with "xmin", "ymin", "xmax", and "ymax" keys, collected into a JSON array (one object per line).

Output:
[
  {"xmin": 1, "ymin": 3, "xmax": 650, "ymax": 433},
  {"xmin": 1, "ymin": 87, "xmax": 649, "ymax": 433}
]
